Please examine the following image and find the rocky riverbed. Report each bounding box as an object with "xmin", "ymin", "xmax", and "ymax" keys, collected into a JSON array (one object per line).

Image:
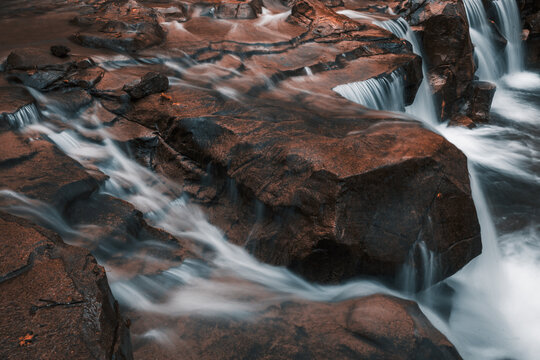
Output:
[{"xmin": 0, "ymin": 0, "xmax": 538, "ymax": 358}]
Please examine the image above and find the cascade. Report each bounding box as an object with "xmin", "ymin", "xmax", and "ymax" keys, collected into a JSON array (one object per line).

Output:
[
  {"xmin": 374, "ymin": 17, "xmax": 439, "ymax": 123},
  {"xmin": 333, "ymin": 70, "xmax": 405, "ymax": 111},
  {"xmin": 493, "ymin": 0, "xmax": 524, "ymax": 73},
  {"xmin": 464, "ymin": 0, "xmax": 504, "ymax": 80},
  {"xmin": 4, "ymin": 103, "xmax": 40, "ymax": 129}
]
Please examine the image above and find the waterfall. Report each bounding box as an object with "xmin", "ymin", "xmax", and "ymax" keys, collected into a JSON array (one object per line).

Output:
[
  {"xmin": 333, "ymin": 70, "xmax": 405, "ymax": 111},
  {"xmin": 464, "ymin": 0, "xmax": 524, "ymax": 78},
  {"xmin": 493, "ymin": 0, "xmax": 524, "ymax": 73},
  {"xmin": 3, "ymin": 103, "xmax": 40, "ymax": 129},
  {"xmin": 464, "ymin": 0, "xmax": 504, "ymax": 80},
  {"xmin": 374, "ymin": 17, "xmax": 439, "ymax": 124}
]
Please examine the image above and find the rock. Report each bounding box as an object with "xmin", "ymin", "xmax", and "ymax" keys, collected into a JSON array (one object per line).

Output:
[
  {"xmin": 0, "ymin": 211, "xmax": 133, "ymax": 360},
  {"xmin": 449, "ymin": 114, "xmax": 476, "ymax": 128},
  {"xmin": 123, "ymin": 72, "xmax": 169, "ymax": 100},
  {"xmin": 465, "ymin": 80, "xmax": 496, "ymax": 123},
  {"xmin": 71, "ymin": 0, "xmax": 166, "ymax": 53},
  {"xmin": 322, "ymin": 0, "xmax": 344, "ymax": 8},
  {"xmin": 0, "ymin": 131, "xmax": 104, "ymax": 212},
  {"xmin": 524, "ymin": 11, "xmax": 540, "ymax": 68},
  {"xmin": 215, "ymin": 0, "xmax": 263, "ymax": 19},
  {"xmin": 287, "ymin": 0, "xmax": 363, "ymax": 37},
  {"xmin": 397, "ymin": 0, "xmax": 475, "ymax": 121},
  {"xmin": 133, "ymin": 294, "xmax": 461, "ymax": 359},
  {"xmin": 65, "ymin": 193, "xmax": 198, "ymax": 278},
  {"xmin": 152, "ymin": 87, "xmax": 481, "ymax": 285},
  {"xmin": 50, "ymin": 44, "xmax": 70, "ymax": 58}
]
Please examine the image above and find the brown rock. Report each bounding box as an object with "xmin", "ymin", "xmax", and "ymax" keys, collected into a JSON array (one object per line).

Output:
[
  {"xmin": 50, "ymin": 44, "xmax": 70, "ymax": 58},
  {"xmin": 133, "ymin": 295, "xmax": 461, "ymax": 359},
  {"xmin": 288, "ymin": 0, "xmax": 363, "ymax": 36},
  {"xmin": 466, "ymin": 80, "xmax": 496, "ymax": 123},
  {"xmin": 215, "ymin": 0, "xmax": 263, "ymax": 19},
  {"xmin": 153, "ymin": 88, "xmax": 481, "ymax": 285},
  {"xmin": 71, "ymin": 0, "xmax": 166, "ymax": 53},
  {"xmin": 0, "ymin": 211, "xmax": 133, "ymax": 360},
  {"xmin": 0, "ymin": 131, "xmax": 104, "ymax": 212},
  {"xmin": 449, "ymin": 114, "xmax": 476, "ymax": 128},
  {"xmin": 123, "ymin": 71, "xmax": 169, "ymax": 100}
]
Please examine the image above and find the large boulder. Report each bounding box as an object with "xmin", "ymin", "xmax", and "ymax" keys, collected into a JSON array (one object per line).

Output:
[
  {"xmin": 0, "ymin": 211, "xmax": 133, "ymax": 359},
  {"xmin": 149, "ymin": 87, "xmax": 481, "ymax": 286},
  {"xmin": 133, "ymin": 294, "xmax": 462, "ymax": 359}
]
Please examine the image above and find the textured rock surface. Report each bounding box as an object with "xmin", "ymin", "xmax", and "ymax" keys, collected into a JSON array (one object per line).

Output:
[
  {"xmin": 0, "ymin": 211, "xmax": 133, "ymax": 360},
  {"xmin": 132, "ymin": 294, "xmax": 462, "ymax": 359}
]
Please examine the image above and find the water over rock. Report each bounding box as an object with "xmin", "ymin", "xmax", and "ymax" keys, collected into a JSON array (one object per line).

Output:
[{"xmin": 132, "ymin": 294, "xmax": 462, "ymax": 359}]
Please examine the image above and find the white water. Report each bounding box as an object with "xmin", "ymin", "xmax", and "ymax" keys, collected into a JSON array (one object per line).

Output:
[
  {"xmin": 4, "ymin": 103, "xmax": 40, "ymax": 129},
  {"xmin": 339, "ymin": 4, "xmax": 539, "ymax": 359},
  {"xmin": 333, "ymin": 70, "xmax": 405, "ymax": 111},
  {"xmin": 493, "ymin": 0, "xmax": 524, "ymax": 73}
]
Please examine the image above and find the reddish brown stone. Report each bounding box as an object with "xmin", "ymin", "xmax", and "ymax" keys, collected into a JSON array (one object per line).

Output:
[
  {"xmin": 0, "ymin": 211, "xmax": 133, "ymax": 360},
  {"xmin": 132, "ymin": 294, "xmax": 461, "ymax": 359}
]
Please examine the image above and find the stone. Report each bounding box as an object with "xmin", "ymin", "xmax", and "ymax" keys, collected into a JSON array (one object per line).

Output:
[
  {"xmin": 466, "ymin": 80, "xmax": 496, "ymax": 123},
  {"xmin": 132, "ymin": 294, "xmax": 462, "ymax": 359},
  {"xmin": 0, "ymin": 211, "xmax": 133, "ymax": 360},
  {"xmin": 123, "ymin": 72, "xmax": 169, "ymax": 100},
  {"xmin": 71, "ymin": 0, "xmax": 166, "ymax": 53},
  {"xmin": 50, "ymin": 44, "xmax": 71, "ymax": 58}
]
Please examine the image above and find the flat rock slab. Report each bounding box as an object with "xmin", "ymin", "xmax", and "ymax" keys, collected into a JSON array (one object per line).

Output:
[
  {"xmin": 0, "ymin": 211, "xmax": 132, "ymax": 359},
  {"xmin": 132, "ymin": 294, "xmax": 462, "ymax": 359}
]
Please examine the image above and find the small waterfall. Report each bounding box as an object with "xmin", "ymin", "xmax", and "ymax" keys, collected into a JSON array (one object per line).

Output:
[
  {"xmin": 464, "ymin": 0, "xmax": 504, "ymax": 80},
  {"xmin": 374, "ymin": 17, "xmax": 439, "ymax": 124},
  {"xmin": 3, "ymin": 103, "xmax": 40, "ymax": 129},
  {"xmin": 493, "ymin": 0, "xmax": 523, "ymax": 73},
  {"xmin": 399, "ymin": 239, "xmax": 440, "ymax": 295},
  {"xmin": 333, "ymin": 70, "xmax": 405, "ymax": 111}
]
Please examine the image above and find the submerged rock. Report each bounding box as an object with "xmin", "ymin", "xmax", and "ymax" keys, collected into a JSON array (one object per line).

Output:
[
  {"xmin": 0, "ymin": 211, "xmax": 133, "ymax": 360},
  {"xmin": 50, "ymin": 44, "xmax": 71, "ymax": 58}
]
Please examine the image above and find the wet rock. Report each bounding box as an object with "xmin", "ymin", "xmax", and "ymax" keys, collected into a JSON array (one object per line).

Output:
[
  {"xmin": 50, "ymin": 44, "xmax": 70, "ymax": 58},
  {"xmin": 0, "ymin": 131, "xmax": 104, "ymax": 212},
  {"xmin": 0, "ymin": 211, "xmax": 133, "ymax": 360},
  {"xmin": 123, "ymin": 72, "xmax": 169, "ymax": 100},
  {"xmin": 215, "ymin": 0, "xmax": 263, "ymax": 19},
  {"xmin": 288, "ymin": 0, "xmax": 362, "ymax": 37},
  {"xmin": 322, "ymin": 0, "xmax": 344, "ymax": 8},
  {"xmin": 465, "ymin": 80, "xmax": 496, "ymax": 123},
  {"xmin": 133, "ymin": 294, "xmax": 461, "ymax": 359},
  {"xmin": 398, "ymin": 0, "xmax": 475, "ymax": 120},
  {"xmin": 449, "ymin": 114, "xmax": 476, "ymax": 128},
  {"xmin": 524, "ymin": 11, "xmax": 540, "ymax": 68},
  {"xmin": 71, "ymin": 0, "xmax": 166, "ymax": 53},
  {"xmin": 153, "ymin": 88, "xmax": 481, "ymax": 285},
  {"xmin": 65, "ymin": 193, "xmax": 198, "ymax": 278}
]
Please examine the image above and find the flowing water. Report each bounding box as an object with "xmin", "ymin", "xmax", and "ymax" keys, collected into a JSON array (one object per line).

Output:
[
  {"xmin": 0, "ymin": 2, "xmax": 538, "ymax": 359},
  {"xmin": 340, "ymin": 2, "xmax": 540, "ymax": 358}
]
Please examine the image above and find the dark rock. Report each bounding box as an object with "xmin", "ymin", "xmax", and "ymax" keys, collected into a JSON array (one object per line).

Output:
[
  {"xmin": 50, "ymin": 45, "xmax": 71, "ymax": 58},
  {"xmin": 71, "ymin": 0, "xmax": 166, "ymax": 53},
  {"xmin": 524, "ymin": 11, "xmax": 540, "ymax": 68},
  {"xmin": 0, "ymin": 211, "xmax": 133, "ymax": 360},
  {"xmin": 322, "ymin": 0, "xmax": 344, "ymax": 8},
  {"xmin": 151, "ymin": 87, "xmax": 481, "ymax": 285},
  {"xmin": 123, "ymin": 72, "xmax": 169, "ymax": 100},
  {"xmin": 466, "ymin": 80, "xmax": 496, "ymax": 123},
  {"xmin": 133, "ymin": 294, "xmax": 462, "ymax": 359}
]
